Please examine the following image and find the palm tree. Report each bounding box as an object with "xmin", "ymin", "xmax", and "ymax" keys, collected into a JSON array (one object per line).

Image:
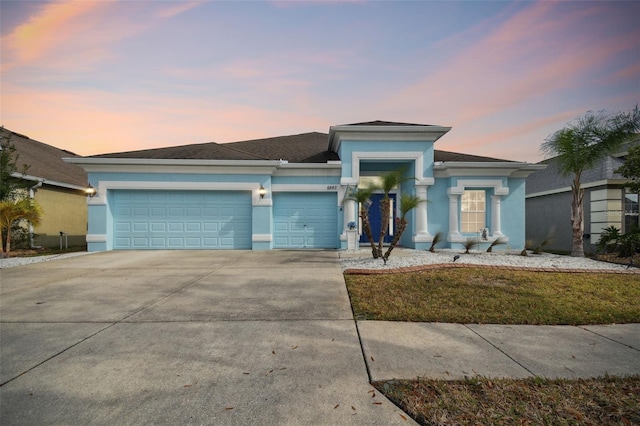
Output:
[
  {"xmin": 541, "ymin": 106, "xmax": 640, "ymax": 257},
  {"xmin": 382, "ymin": 194, "xmax": 424, "ymax": 263},
  {"xmin": 377, "ymin": 168, "xmax": 412, "ymax": 258},
  {"xmin": 0, "ymin": 198, "xmax": 43, "ymax": 255},
  {"xmin": 347, "ymin": 187, "xmax": 379, "ymax": 258}
]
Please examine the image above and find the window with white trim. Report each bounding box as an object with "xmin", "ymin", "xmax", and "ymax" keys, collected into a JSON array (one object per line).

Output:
[
  {"xmin": 461, "ymin": 190, "xmax": 486, "ymax": 233},
  {"xmin": 624, "ymin": 188, "xmax": 639, "ymax": 232}
]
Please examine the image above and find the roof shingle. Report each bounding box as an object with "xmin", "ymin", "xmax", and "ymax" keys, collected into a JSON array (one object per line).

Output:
[{"xmin": 1, "ymin": 128, "xmax": 87, "ymax": 188}]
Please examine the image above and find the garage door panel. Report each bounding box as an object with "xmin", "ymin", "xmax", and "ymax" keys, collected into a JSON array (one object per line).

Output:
[
  {"xmin": 114, "ymin": 190, "xmax": 251, "ymax": 250},
  {"xmin": 273, "ymin": 193, "xmax": 337, "ymax": 249}
]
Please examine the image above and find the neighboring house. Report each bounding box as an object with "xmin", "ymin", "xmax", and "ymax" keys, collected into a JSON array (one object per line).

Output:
[
  {"xmin": 65, "ymin": 121, "xmax": 544, "ymax": 252},
  {"xmin": 526, "ymin": 137, "xmax": 640, "ymax": 254},
  {"xmin": 1, "ymin": 128, "xmax": 89, "ymax": 249}
]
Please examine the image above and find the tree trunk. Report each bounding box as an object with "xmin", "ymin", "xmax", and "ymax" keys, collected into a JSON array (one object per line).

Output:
[
  {"xmin": 383, "ymin": 218, "xmax": 406, "ymax": 262},
  {"xmin": 377, "ymin": 198, "xmax": 390, "ymax": 258},
  {"xmin": 360, "ymin": 207, "xmax": 378, "ymax": 259},
  {"xmin": 570, "ymin": 175, "xmax": 585, "ymax": 257},
  {"xmin": 4, "ymin": 225, "xmax": 12, "ymax": 255}
]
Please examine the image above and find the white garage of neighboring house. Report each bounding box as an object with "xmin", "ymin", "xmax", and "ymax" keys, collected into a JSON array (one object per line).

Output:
[{"xmin": 66, "ymin": 121, "xmax": 544, "ymax": 252}]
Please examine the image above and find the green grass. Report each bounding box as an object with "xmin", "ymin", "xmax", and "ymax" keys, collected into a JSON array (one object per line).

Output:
[
  {"xmin": 375, "ymin": 375, "xmax": 640, "ymax": 426},
  {"xmin": 346, "ymin": 267, "xmax": 640, "ymax": 424},
  {"xmin": 345, "ymin": 268, "xmax": 640, "ymax": 325}
]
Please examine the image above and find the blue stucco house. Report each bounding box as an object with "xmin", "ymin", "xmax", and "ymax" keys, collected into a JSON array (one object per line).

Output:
[{"xmin": 66, "ymin": 121, "xmax": 544, "ymax": 252}]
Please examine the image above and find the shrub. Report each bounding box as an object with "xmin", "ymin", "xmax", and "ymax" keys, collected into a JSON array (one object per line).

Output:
[{"xmin": 597, "ymin": 226, "xmax": 621, "ymax": 254}]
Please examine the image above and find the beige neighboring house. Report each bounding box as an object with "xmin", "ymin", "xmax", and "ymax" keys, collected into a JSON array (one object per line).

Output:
[{"xmin": 2, "ymin": 128, "xmax": 88, "ymax": 249}]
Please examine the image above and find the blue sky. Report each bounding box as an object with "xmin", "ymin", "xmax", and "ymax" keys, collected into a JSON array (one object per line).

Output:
[{"xmin": 1, "ymin": 0, "xmax": 638, "ymax": 162}]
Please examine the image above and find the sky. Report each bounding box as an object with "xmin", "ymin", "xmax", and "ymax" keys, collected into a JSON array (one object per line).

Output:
[{"xmin": 1, "ymin": 0, "xmax": 638, "ymax": 163}]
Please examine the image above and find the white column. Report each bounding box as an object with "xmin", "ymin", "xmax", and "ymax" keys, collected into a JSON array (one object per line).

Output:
[
  {"xmin": 448, "ymin": 193, "xmax": 461, "ymax": 239},
  {"xmin": 491, "ymin": 195, "xmax": 503, "ymax": 236},
  {"xmin": 413, "ymin": 185, "xmax": 430, "ymax": 241},
  {"xmin": 342, "ymin": 198, "xmax": 356, "ymax": 235}
]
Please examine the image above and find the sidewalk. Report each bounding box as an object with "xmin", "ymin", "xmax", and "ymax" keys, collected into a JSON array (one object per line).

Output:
[{"xmin": 358, "ymin": 321, "xmax": 640, "ymax": 382}]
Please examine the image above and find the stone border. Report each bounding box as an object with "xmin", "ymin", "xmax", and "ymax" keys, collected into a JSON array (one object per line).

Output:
[{"xmin": 343, "ymin": 262, "xmax": 640, "ymax": 275}]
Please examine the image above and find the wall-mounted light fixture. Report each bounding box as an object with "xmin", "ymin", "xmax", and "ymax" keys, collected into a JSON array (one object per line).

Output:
[
  {"xmin": 85, "ymin": 184, "xmax": 97, "ymax": 198},
  {"xmin": 258, "ymin": 184, "xmax": 266, "ymax": 199}
]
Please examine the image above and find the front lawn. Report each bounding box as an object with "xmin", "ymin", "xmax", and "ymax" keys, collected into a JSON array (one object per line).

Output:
[
  {"xmin": 345, "ymin": 267, "xmax": 640, "ymax": 425},
  {"xmin": 345, "ymin": 268, "xmax": 640, "ymax": 325},
  {"xmin": 376, "ymin": 375, "xmax": 640, "ymax": 426}
]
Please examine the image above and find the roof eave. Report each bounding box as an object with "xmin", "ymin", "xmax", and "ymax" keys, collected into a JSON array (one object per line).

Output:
[
  {"xmin": 328, "ymin": 125, "xmax": 452, "ymax": 152},
  {"xmin": 64, "ymin": 157, "xmax": 284, "ymax": 167},
  {"xmin": 434, "ymin": 162, "xmax": 547, "ymax": 178},
  {"xmin": 11, "ymin": 172, "xmax": 87, "ymax": 191}
]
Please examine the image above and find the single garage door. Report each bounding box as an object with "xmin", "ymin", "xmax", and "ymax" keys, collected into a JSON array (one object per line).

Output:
[
  {"xmin": 113, "ymin": 190, "xmax": 251, "ymax": 249},
  {"xmin": 273, "ymin": 192, "xmax": 337, "ymax": 249}
]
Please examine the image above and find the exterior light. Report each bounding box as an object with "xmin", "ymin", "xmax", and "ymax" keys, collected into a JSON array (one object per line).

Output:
[
  {"xmin": 258, "ymin": 184, "xmax": 266, "ymax": 199},
  {"xmin": 85, "ymin": 184, "xmax": 97, "ymax": 198}
]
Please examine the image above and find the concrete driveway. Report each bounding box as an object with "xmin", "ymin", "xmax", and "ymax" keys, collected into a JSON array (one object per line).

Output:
[{"xmin": 0, "ymin": 250, "xmax": 413, "ymax": 425}]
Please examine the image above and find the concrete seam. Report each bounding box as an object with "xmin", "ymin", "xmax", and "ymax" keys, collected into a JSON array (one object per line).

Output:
[
  {"xmin": 463, "ymin": 324, "xmax": 536, "ymax": 377},
  {"xmin": 580, "ymin": 326, "xmax": 640, "ymax": 352},
  {"xmin": 0, "ymin": 269, "xmax": 219, "ymax": 387}
]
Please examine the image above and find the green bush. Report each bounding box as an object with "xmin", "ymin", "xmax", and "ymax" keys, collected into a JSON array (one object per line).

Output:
[{"xmin": 597, "ymin": 226, "xmax": 622, "ymax": 254}]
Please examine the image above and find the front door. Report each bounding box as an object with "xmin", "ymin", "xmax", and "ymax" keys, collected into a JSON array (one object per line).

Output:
[{"xmin": 360, "ymin": 193, "xmax": 396, "ymax": 244}]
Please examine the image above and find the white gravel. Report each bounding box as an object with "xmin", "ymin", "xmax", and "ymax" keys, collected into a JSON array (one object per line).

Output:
[
  {"xmin": 0, "ymin": 249, "xmax": 632, "ymax": 273},
  {"xmin": 339, "ymin": 248, "xmax": 634, "ymax": 272},
  {"xmin": 0, "ymin": 252, "xmax": 91, "ymax": 269}
]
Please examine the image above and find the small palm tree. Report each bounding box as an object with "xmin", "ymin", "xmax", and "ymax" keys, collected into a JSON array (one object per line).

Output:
[
  {"xmin": 462, "ymin": 237, "xmax": 479, "ymax": 254},
  {"xmin": 429, "ymin": 231, "xmax": 443, "ymax": 252},
  {"xmin": 377, "ymin": 168, "xmax": 412, "ymax": 258},
  {"xmin": 0, "ymin": 198, "xmax": 43, "ymax": 255},
  {"xmin": 382, "ymin": 194, "xmax": 424, "ymax": 263},
  {"xmin": 486, "ymin": 237, "xmax": 506, "ymax": 252},
  {"xmin": 541, "ymin": 106, "xmax": 640, "ymax": 257},
  {"xmin": 347, "ymin": 187, "xmax": 379, "ymax": 259}
]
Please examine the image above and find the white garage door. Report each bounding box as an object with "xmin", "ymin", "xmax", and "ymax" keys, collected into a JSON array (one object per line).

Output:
[
  {"xmin": 113, "ymin": 190, "xmax": 251, "ymax": 249},
  {"xmin": 273, "ymin": 193, "xmax": 337, "ymax": 249}
]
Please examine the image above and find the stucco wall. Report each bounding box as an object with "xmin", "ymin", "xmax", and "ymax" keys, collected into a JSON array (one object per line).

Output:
[{"xmin": 34, "ymin": 186, "xmax": 87, "ymax": 248}]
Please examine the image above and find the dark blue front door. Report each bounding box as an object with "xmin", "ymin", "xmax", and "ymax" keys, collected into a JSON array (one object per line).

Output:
[{"xmin": 360, "ymin": 193, "xmax": 396, "ymax": 244}]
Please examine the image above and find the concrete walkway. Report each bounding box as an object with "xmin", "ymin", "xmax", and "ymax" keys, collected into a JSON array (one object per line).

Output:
[
  {"xmin": 358, "ymin": 322, "xmax": 640, "ymax": 382},
  {"xmin": 0, "ymin": 251, "xmax": 413, "ymax": 425},
  {"xmin": 1, "ymin": 251, "xmax": 638, "ymax": 425}
]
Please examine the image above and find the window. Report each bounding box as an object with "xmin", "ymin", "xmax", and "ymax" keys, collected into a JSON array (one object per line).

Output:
[
  {"xmin": 624, "ymin": 189, "xmax": 639, "ymax": 232},
  {"xmin": 461, "ymin": 190, "xmax": 486, "ymax": 233}
]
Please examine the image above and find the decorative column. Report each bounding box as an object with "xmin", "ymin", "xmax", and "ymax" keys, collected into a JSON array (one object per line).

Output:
[
  {"xmin": 413, "ymin": 185, "xmax": 431, "ymax": 242},
  {"xmin": 491, "ymin": 195, "xmax": 503, "ymax": 236},
  {"xmin": 448, "ymin": 193, "xmax": 461, "ymax": 240}
]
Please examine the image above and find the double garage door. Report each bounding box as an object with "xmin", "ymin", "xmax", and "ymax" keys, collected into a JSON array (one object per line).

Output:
[
  {"xmin": 113, "ymin": 190, "xmax": 252, "ymax": 249},
  {"xmin": 113, "ymin": 190, "xmax": 337, "ymax": 249}
]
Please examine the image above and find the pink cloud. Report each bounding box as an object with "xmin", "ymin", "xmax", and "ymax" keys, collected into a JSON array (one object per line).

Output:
[
  {"xmin": 1, "ymin": 1, "xmax": 112, "ymax": 67},
  {"xmin": 0, "ymin": 82, "xmax": 329, "ymax": 156},
  {"xmin": 388, "ymin": 1, "xmax": 639, "ymax": 125},
  {"xmin": 155, "ymin": 1, "xmax": 204, "ymax": 19}
]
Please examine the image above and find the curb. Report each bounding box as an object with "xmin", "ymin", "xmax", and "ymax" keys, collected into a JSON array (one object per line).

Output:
[{"xmin": 343, "ymin": 262, "xmax": 640, "ymax": 275}]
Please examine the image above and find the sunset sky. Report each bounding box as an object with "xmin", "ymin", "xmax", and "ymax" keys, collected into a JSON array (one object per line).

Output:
[{"xmin": 1, "ymin": 0, "xmax": 638, "ymax": 162}]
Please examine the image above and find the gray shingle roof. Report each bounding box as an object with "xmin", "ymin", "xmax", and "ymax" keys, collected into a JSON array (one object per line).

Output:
[
  {"xmin": 1, "ymin": 128, "xmax": 87, "ymax": 188},
  {"xmin": 340, "ymin": 120, "xmax": 436, "ymax": 127},
  {"xmin": 89, "ymin": 130, "xmax": 509, "ymax": 163},
  {"xmin": 434, "ymin": 149, "xmax": 512, "ymax": 163}
]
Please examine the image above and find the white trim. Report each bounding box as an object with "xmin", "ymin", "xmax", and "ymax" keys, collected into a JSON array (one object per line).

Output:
[
  {"xmin": 86, "ymin": 234, "xmax": 107, "ymax": 243},
  {"xmin": 349, "ymin": 151, "xmax": 427, "ymax": 183},
  {"xmin": 328, "ymin": 125, "xmax": 451, "ymax": 152},
  {"xmin": 434, "ymin": 162, "xmax": 545, "ymax": 178},
  {"xmin": 448, "ymin": 179, "xmax": 509, "ymax": 196},
  {"xmin": 252, "ymin": 234, "xmax": 272, "ymax": 242},
  {"xmin": 11, "ymin": 172, "xmax": 86, "ymax": 191},
  {"xmin": 525, "ymin": 179, "xmax": 630, "ymax": 198},
  {"xmin": 88, "ymin": 181, "xmax": 261, "ymax": 205},
  {"xmin": 271, "ymin": 184, "xmax": 339, "ymax": 192},
  {"xmin": 64, "ymin": 157, "xmax": 282, "ymax": 167}
]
